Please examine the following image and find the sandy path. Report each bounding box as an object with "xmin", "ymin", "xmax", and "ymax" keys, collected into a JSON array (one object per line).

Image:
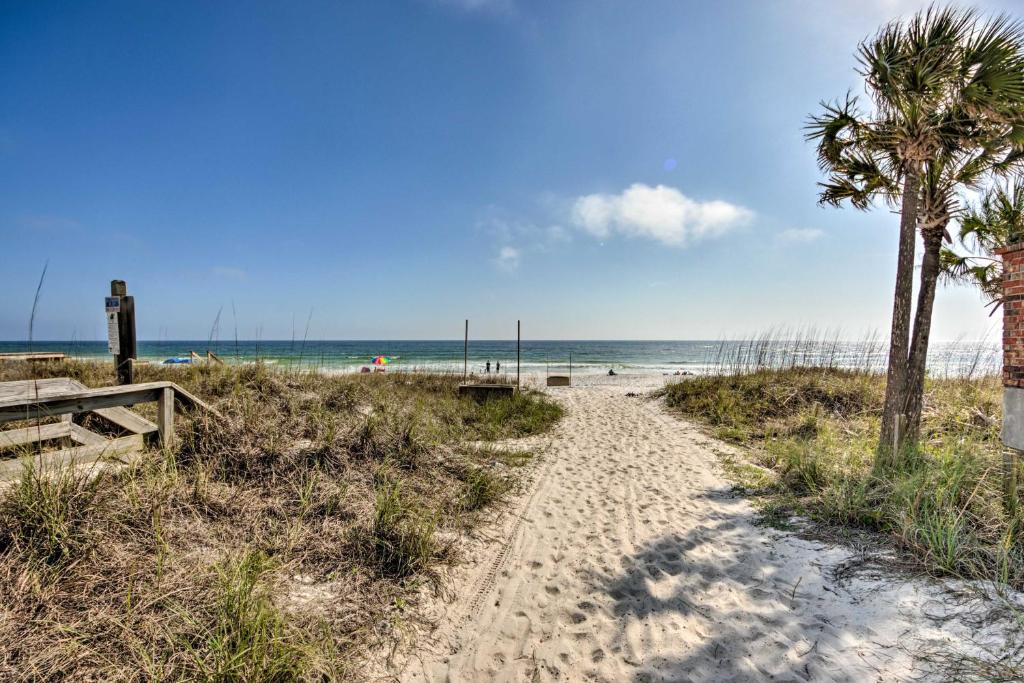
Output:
[{"xmin": 392, "ymin": 379, "xmax": 999, "ymax": 682}]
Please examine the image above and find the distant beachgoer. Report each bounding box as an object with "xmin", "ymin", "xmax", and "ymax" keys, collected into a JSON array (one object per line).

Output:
[
  {"xmin": 486, "ymin": 361, "xmax": 491, "ymax": 373},
  {"xmin": 496, "ymin": 361, "xmax": 501, "ymax": 373},
  {"xmin": 608, "ymin": 368, "xmax": 616, "ymax": 376}
]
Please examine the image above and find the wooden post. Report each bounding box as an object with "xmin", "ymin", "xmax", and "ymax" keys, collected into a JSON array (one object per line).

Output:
[
  {"xmin": 463, "ymin": 319, "xmax": 468, "ymax": 381},
  {"xmin": 157, "ymin": 386, "xmax": 175, "ymax": 449},
  {"xmin": 517, "ymin": 320, "xmax": 521, "ymax": 390},
  {"xmin": 60, "ymin": 412, "xmax": 74, "ymax": 449},
  {"xmin": 111, "ymin": 280, "xmax": 137, "ymax": 385}
]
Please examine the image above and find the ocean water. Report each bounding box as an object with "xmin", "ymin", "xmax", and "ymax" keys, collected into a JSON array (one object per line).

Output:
[{"xmin": 0, "ymin": 339, "xmax": 1001, "ymax": 378}]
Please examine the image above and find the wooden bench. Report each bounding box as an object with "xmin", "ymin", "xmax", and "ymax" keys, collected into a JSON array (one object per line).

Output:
[
  {"xmin": 458, "ymin": 383, "xmax": 515, "ymax": 402},
  {"xmin": 0, "ymin": 377, "xmax": 218, "ymax": 480}
]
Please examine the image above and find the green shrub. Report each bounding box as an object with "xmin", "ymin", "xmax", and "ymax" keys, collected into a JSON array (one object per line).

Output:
[
  {"xmin": 179, "ymin": 550, "xmax": 323, "ymax": 681},
  {"xmin": 0, "ymin": 460, "xmax": 107, "ymax": 569},
  {"xmin": 460, "ymin": 466, "xmax": 510, "ymax": 511},
  {"xmin": 364, "ymin": 481, "xmax": 438, "ymax": 578},
  {"xmin": 464, "ymin": 392, "xmax": 564, "ymax": 440}
]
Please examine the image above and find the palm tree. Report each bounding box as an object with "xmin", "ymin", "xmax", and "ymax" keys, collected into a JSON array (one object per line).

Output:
[
  {"xmin": 808, "ymin": 6, "xmax": 1024, "ymax": 466},
  {"xmin": 903, "ymin": 149, "xmax": 1007, "ymax": 444},
  {"xmin": 942, "ymin": 177, "xmax": 1024, "ymax": 309}
]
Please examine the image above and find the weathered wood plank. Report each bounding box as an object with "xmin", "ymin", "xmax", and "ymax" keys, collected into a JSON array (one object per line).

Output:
[
  {"xmin": 157, "ymin": 386, "xmax": 175, "ymax": 448},
  {"xmin": 69, "ymin": 423, "xmax": 108, "ymax": 446},
  {"xmin": 164, "ymin": 382, "xmax": 219, "ymax": 415},
  {"xmin": 0, "ymin": 352, "xmax": 66, "ymax": 362},
  {"xmin": 0, "ymin": 378, "xmax": 80, "ymax": 401},
  {"xmin": 0, "ymin": 433, "xmax": 145, "ymax": 481},
  {"xmin": 64, "ymin": 379, "xmax": 217, "ymax": 415},
  {"xmin": 92, "ymin": 407, "xmax": 158, "ymax": 435},
  {"xmin": 61, "ymin": 379, "xmax": 158, "ymax": 434},
  {"xmin": 0, "ymin": 387, "xmax": 164, "ymax": 424},
  {"xmin": 0, "ymin": 422, "xmax": 72, "ymax": 449},
  {"xmin": 0, "ymin": 379, "xmax": 220, "ymax": 425}
]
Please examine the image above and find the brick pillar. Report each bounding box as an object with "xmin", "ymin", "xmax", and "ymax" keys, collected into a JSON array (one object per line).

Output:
[{"xmin": 997, "ymin": 242, "xmax": 1024, "ymax": 513}]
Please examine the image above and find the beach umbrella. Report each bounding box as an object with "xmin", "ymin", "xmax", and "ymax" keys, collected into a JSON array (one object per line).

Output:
[{"xmin": 371, "ymin": 355, "xmax": 390, "ymax": 366}]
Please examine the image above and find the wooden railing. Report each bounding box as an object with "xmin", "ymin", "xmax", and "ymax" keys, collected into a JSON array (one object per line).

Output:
[{"xmin": 0, "ymin": 377, "xmax": 218, "ymax": 480}]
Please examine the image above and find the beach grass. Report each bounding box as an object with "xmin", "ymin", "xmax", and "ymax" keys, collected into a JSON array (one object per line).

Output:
[
  {"xmin": 0, "ymin": 359, "xmax": 562, "ymax": 680},
  {"xmin": 660, "ymin": 367, "xmax": 1023, "ymax": 590}
]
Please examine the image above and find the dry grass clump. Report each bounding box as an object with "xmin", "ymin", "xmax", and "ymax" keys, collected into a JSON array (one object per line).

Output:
[
  {"xmin": 0, "ymin": 360, "xmax": 562, "ymax": 680},
  {"xmin": 0, "ymin": 460, "xmax": 107, "ymax": 570},
  {"xmin": 358, "ymin": 479, "xmax": 441, "ymax": 579},
  {"xmin": 662, "ymin": 368, "xmax": 883, "ymax": 442}
]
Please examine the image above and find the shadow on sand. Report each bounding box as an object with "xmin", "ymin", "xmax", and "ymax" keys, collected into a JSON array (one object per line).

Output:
[{"xmin": 585, "ymin": 514, "xmax": 926, "ymax": 683}]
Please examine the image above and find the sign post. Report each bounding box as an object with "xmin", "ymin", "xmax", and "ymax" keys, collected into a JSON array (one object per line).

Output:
[
  {"xmin": 109, "ymin": 280, "xmax": 137, "ymax": 385},
  {"xmin": 105, "ymin": 297, "xmax": 121, "ymax": 355}
]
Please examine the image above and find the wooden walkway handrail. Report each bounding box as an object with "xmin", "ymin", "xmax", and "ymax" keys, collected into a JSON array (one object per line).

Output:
[
  {"xmin": 0, "ymin": 380, "xmax": 220, "ymax": 424},
  {"xmin": 0, "ymin": 377, "xmax": 221, "ymax": 481}
]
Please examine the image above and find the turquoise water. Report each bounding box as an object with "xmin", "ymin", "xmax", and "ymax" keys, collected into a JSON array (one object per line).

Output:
[{"xmin": 0, "ymin": 339, "xmax": 1000, "ymax": 377}]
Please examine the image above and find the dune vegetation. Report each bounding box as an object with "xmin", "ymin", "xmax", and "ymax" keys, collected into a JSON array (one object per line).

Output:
[
  {"xmin": 0, "ymin": 360, "xmax": 562, "ymax": 680},
  {"xmin": 661, "ymin": 366, "xmax": 1023, "ymax": 590}
]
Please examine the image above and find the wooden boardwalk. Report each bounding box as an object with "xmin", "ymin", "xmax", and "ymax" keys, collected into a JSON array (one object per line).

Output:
[
  {"xmin": 0, "ymin": 377, "xmax": 217, "ymax": 480},
  {"xmin": 0, "ymin": 352, "xmax": 66, "ymax": 362}
]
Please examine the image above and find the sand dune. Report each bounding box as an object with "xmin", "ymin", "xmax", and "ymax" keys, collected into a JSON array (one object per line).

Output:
[{"xmin": 388, "ymin": 376, "xmax": 1006, "ymax": 682}]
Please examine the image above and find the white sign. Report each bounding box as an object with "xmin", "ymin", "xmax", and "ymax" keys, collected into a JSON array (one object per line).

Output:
[
  {"xmin": 105, "ymin": 296, "xmax": 121, "ymax": 313},
  {"xmin": 107, "ymin": 311, "xmax": 120, "ymax": 355}
]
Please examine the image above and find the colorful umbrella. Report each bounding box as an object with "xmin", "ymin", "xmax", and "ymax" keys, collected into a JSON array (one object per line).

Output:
[{"xmin": 371, "ymin": 355, "xmax": 390, "ymax": 366}]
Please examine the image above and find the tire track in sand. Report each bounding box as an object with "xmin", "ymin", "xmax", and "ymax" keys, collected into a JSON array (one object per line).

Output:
[{"xmin": 462, "ymin": 441, "xmax": 558, "ymax": 622}]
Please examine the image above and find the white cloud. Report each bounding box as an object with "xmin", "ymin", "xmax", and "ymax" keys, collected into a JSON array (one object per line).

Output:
[
  {"xmin": 777, "ymin": 228, "xmax": 824, "ymax": 243},
  {"xmin": 477, "ymin": 208, "xmax": 572, "ymax": 273},
  {"xmin": 494, "ymin": 246, "xmax": 521, "ymax": 272},
  {"xmin": 571, "ymin": 184, "xmax": 753, "ymax": 247},
  {"xmin": 545, "ymin": 224, "xmax": 572, "ymax": 244}
]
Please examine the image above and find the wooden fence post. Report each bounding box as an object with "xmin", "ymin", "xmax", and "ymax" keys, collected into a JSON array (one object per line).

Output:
[
  {"xmin": 111, "ymin": 280, "xmax": 137, "ymax": 385},
  {"xmin": 157, "ymin": 386, "xmax": 175, "ymax": 449}
]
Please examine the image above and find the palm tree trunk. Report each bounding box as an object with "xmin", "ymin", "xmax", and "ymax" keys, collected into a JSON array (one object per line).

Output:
[
  {"xmin": 902, "ymin": 225, "xmax": 945, "ymax": 446},
  {"xmin": 877, "ymin": 172, "xmax": 921, "ymax": 468}
]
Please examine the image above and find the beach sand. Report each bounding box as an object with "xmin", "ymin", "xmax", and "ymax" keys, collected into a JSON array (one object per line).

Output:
[{"xmin": 384, "ymin": 374, "xmax": 1010, "ymax": 682}]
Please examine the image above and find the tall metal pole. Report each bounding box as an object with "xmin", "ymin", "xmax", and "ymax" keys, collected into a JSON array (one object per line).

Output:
[
  {"xmin": 463, "ymin": 319, "xmax": 468, "ymax": 381},
  {"xmin": 517, "ymin": 320, "xmax": 521, "ymax": 389},
  {"xmin": 569, "ymin": 351, "xmax": 572, "ymax": 386}
]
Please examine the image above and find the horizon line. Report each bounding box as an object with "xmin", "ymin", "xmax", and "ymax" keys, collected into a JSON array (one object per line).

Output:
[{"xmin": 1, "ymin": 337, "xmax": 1000, "ymax": 344}]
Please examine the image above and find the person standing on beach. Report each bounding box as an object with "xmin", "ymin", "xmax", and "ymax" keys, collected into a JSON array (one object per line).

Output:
[
  {"xmin": 496, "ymin": 361, "xmax": 501, "ymax": 373},
  {"xmin": 486, "ymin": 361, "xmax": 491, "ymax": 373}
]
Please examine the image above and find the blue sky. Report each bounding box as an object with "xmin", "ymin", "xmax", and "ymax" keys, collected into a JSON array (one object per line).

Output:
[{"xmin": 1, "ymin": 0, "xmax": 1017, "ymax": 341}]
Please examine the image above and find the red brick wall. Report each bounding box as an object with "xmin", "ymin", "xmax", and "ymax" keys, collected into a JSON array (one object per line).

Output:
[{"xmin": 999, "ymin": 242, "xmax": 1024, "ymax": 387}]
